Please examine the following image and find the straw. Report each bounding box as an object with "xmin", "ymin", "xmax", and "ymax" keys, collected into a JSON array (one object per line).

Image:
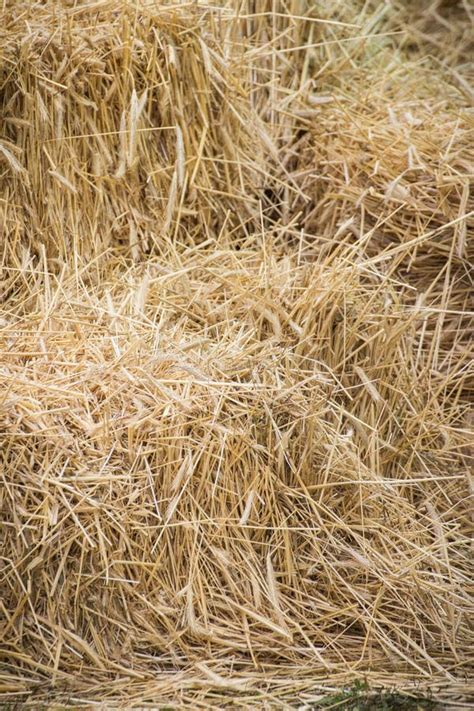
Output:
[
  {"xmin": 0, "ymin": 0, "xmax": 277, "ymax": 270},
  {"xmin": 1, "ymin": 0, "xmax": 472, "ymax": 707}
]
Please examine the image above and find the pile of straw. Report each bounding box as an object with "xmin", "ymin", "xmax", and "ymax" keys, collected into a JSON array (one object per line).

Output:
[{"xmin": 1, "ymin": 0, "xmax": 472, "ymax": 707}]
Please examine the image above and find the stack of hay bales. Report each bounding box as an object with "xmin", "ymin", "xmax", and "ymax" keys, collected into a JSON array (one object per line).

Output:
[{"xmin": 1, "ymin": 0, "xmax": 472, "ymax": 707}]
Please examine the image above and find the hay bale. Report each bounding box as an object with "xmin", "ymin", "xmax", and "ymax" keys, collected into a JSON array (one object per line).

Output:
[
  {"xmin": 287, "ymin": 70, "xmax": 473, "ymax": 267},
  {"xmin": 0, "ymin": 0, "xmax": 274, "ymax": 269}
]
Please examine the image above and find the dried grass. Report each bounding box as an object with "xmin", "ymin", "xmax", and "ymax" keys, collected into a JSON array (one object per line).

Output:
[
  {"xmin": 1, "ymin": 0, "xmax": 473, "ymax": 708},
  {"xmin": 0, "ymin": 0, "xmax": 276, "ymax": 268}
]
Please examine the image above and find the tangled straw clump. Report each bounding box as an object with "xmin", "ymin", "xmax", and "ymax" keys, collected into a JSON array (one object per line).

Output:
[
  {"xmin": 1, "ymin": 0, "xmax": 473, "ymax": 708},
  {"xmin": 2, "ymin": 248, "xmax": 472, "ymax": 704}
]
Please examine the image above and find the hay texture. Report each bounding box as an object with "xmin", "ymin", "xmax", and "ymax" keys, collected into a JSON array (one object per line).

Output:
[
  {"xmin": 1, "ymin": 0, "xmax": 473, "ymax": 708},
  {"xmin": 0, "ymin": 0, "xmax": 275, "ymax": 268}
]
